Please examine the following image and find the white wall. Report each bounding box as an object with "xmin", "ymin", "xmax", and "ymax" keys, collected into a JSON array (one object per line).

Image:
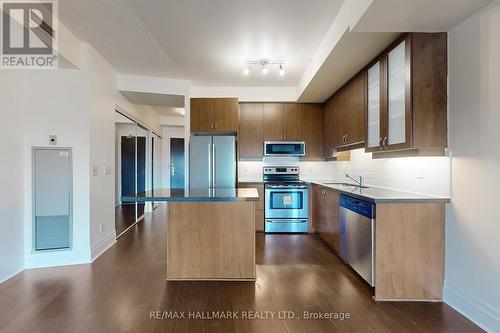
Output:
[
  {"xmin": 445, "ymin": 2, "xmax": 500, "ymax": 331},
  {"xmin": 11, "ymin": 68, "xmax": 92, "ymax": 269},
  {"xmin": 85, "ymin": 43, "xmax": 147, "ymax": 260},
  {"xmin": 0, "ymin": 72, "xmax": 26, "ymax": 283},
  {"xmin": 335, "ymin": 149, "xmax": 451, "ymax": 197},
  {"xmin": 190, "ymin": 86, "xmax": 297, "ymax": 102},
  {"xmin": 238, "ymin": 160, "xmax": 337, "ymax": 183}
]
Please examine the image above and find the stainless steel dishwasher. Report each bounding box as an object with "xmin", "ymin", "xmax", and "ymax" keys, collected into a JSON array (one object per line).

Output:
[{"xmin": 339, "ymin": 195, "xmax": 375, "ymax": 287}]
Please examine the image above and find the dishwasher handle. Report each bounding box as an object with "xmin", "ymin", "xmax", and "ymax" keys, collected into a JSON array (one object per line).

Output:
[{"xmin": 340, "ymin": 195, "xmax": 375, "ymax": 219}]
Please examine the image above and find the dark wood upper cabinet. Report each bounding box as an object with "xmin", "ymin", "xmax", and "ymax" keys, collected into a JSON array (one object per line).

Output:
[
  {"xmin": 366, "ymin": 33, "xmax": 447, "ymax": 154},
  {"xmin": 239, "ymin": 102, "xmax": 323, "ymax": 160},
  {"xmin": 346, "ymin": 72, "xmax": 367, "ymax": 145},
  {"xmin": 190, "ymin": 98, "xmax": 213, "ymax": 132},
  {"xmin": 283, "ymin": 103, "xmax": 303, "ymax": 141},
  {"xmin": 190, "ymin": 98, "xmax": 238, "ymax": 133},
  {"xmin": 322, "ymin": 98, "xmax": 335, "ymax": 157},
  {"xmin": 263, "ymin": 103, "xmax": 284, "ymax": 141},
  {"xmin": 329, "ymin": 72, "xmax": 367, "ymax": 151},
  {"xmin": 239, "ymin": 103, "xmax": 264, "ymax": 158},
  {"xmin": 213, "ymin": 98, "xmax": 238, "ymax": 132},
  {"xmin": 302, "ymin": 104, "xmax": 323, "ymax": 160},
  {"xmin": 322, "ymin": 70, "xmax": 367, "ymax": 155}
]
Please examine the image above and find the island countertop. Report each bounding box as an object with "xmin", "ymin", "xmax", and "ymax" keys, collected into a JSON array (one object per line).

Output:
[{"xmin": 121, "ymin": 187, "xmax": 259, "ymax": 203}]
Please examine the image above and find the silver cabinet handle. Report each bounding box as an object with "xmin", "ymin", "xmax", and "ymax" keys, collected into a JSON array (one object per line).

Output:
[
  {"xmin": 379, "ymin": 137, "xmax": 383, "ymax": 149},
  {"xmin": 170, "ymin": 164, "xmax": 175, "ymax": 176},
  {"xmin": 345, "ymin": 134, "xmax": 348, "ymax": 144},
  {"xmin": 214, "ymin": 123, "xmax": 218, "ymax": 130},
  {"xmin": 382, "ymin": 137, "xmax": 387, "ymax": 149}
]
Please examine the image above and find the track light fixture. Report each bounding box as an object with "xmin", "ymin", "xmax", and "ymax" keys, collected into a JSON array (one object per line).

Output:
[{"xmin": 243, "ymin": 58, "xmax": 285, "ymax": 76}]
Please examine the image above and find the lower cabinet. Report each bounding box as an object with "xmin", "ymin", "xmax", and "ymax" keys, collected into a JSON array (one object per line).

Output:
[
  {"xmin": 312, "ymin": 184, "xmax": 340, "ymax": 252},
  {"xmin": 238, "ymin": 182, "xmax": 264, "ymax": 232}
]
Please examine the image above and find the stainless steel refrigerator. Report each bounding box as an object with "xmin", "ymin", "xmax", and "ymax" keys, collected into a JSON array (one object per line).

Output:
[{"xmin": 189, "ymin": 135, "xmax": 236, "ymax": 188}]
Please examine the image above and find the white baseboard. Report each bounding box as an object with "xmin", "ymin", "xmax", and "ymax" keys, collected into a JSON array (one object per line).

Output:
[
  {"xmin": 25, "ymin": 248, "xmax": 92, "ymax": 269},
  {"xmin": 91, "ymin": 231, "xmax": 116, "ymax": 261},
  {"xmin": 0, "ymin": 265, "xmax": 24, "ymax": 284},
  {"xmin": 444, "ymin": 281, "xmax": 500, "ymax": 332}
]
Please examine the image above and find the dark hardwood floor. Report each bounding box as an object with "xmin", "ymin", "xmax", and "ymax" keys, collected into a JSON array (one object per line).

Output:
[
  {"xmin": 115, "ymin": 203, "xmax": 138, "ymax": 237},
  {"xmin": 0, "ymin": 205, "xmax": 482, "ymax": 333}
]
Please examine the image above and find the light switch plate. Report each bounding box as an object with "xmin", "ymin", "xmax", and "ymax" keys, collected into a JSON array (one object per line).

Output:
[
  {"xmin": 49, "ymin": 135, "xmax": 57, "ymax": 145},
  {"xmin": 92, "ymin": 165, "xmax": 98, "ymax": 176},
  {"xmin": 104, "ymin": 166, "xmax": 111, "ymax": 175}
]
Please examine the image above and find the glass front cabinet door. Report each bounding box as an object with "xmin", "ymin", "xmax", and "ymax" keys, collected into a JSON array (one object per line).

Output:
[
  {"xmin": 365, "ymin": 36, "xmax": 411, "ymax": 152},
  {"xmin": 366, "ymin": 61, "xmax": 382, "ymax": 151}
]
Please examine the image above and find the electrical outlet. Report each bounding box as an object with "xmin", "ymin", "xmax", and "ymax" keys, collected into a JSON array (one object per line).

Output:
[{"xmin": 104, "ymin": 166, "xmax": 111, "ymax": 175}]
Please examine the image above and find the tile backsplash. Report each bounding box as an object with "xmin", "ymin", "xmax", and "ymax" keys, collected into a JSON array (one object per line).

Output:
[{"xmin": 238, "ymin": 148, "xmax": 451, "ymax": 197}]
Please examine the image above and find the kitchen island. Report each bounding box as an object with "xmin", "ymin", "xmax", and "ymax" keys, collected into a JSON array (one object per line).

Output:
[{"xmin": 122, "ymin": 188, "xmax": 259, "ymax": 281}]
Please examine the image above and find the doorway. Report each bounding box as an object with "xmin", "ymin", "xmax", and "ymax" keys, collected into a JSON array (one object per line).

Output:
[{"xmin": 170, "ymin": 138, "xmax": 185, "ymax": 189}]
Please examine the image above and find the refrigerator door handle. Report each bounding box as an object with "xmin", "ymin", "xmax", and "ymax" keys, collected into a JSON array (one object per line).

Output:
[
  {"xmin": 207, "ymin": 142, "xmax": 212, "ymax": 187},
  {"xmin": 213, "ymin": 144, "xmax": 216, "ymax": 187}
]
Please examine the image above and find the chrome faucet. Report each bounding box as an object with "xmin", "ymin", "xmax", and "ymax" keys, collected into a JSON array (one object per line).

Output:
[{"xmin": 346, "ymin": 173, "xmax": 364, "ymax": 187}]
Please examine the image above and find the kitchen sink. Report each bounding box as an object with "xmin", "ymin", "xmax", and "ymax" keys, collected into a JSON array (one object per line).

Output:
[{"xmin": 323, "ymin": 182, "xmax": 370, "ymax": 189}]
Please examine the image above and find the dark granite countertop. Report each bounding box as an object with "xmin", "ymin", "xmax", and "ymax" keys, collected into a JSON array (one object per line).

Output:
[
  {"xmin": 307, "ymin": 181, "xmax": 450, "ymax": 203},
  {"xmin": 121, "ymin": 188, "xmax": 259, "ymax": 203}
]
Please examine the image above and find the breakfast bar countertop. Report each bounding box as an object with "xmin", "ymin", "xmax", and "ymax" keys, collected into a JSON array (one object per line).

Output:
[{"xmin": 121, "ymin": 187, "xmax": 259, "ymax": 203}]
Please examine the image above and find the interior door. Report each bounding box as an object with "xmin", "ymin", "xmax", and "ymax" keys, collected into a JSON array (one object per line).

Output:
[
  {"xmin": 170, "ymin": 138, "xmax": 185, "ymax": 189},
  {"xmin": 121, "ymin": 136, "xmax": 136, "ymax": 199}
]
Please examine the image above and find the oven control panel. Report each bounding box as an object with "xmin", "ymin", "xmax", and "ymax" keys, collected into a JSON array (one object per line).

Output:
[{"xmin": 263, "ymin": 166, "xmax": 299, "ymax": 175}]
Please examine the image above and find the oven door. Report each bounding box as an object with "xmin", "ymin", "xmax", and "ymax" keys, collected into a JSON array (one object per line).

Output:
[{"xmin": 265, "ymin": 187, "xmax": 308, "ymax": 219}]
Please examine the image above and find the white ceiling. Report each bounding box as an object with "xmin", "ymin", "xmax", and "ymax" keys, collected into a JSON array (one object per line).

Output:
[
  {"xmin": 59, "ymin": 0, "xmax": 344, "ymax": 87},
  {"xmin": 59, "ymin": 0, "xmax": 493, "ymax": 102},
  {"xmin": 121, "ymin": 91, "xmax": 185, "ymax": 108}
]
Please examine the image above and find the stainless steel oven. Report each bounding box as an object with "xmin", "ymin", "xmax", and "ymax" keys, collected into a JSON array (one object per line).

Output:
[{"xmin": 263, "ymin": 167, "xmax": 308, "ymax": 233}]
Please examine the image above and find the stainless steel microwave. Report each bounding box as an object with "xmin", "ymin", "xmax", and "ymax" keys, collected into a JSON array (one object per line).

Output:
[{"xmin": 263, "ymin": 141, "xmax": 305, "ymax": 157}]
